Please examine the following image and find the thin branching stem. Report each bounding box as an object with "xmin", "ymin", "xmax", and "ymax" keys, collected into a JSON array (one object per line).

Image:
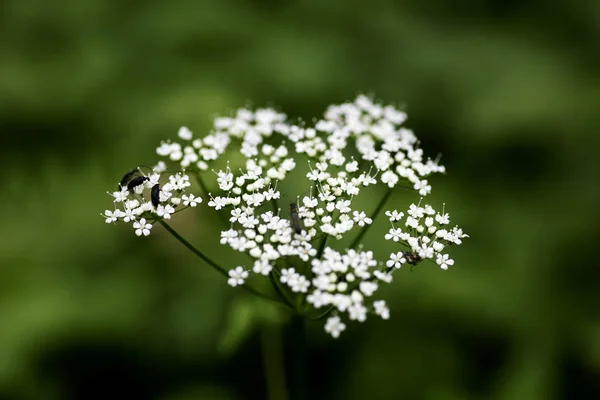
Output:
[
  {"xmin": 157, "ymin": 219, "xmax": 291, "ymax": 307},
  {"xmin": 349, "ymin": 188, "xmax": 393, "ymax": 250},
  {"xmin": 269, "ymin": 270, "xmax": 296, "ymax": 309},
  {"xmin": 316, "ymin": 235, "xmax": 328, "ymax": 259},
  {"xmin": 193, "ymin": 171, "xmax": 231, "ymax": 227},
  {"xmin": 193, "ymin": 171, "xmax": 211, "ymax": 198}
]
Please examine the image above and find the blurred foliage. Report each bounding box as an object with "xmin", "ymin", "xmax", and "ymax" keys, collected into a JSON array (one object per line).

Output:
[{"xmin": 1, "ymin": 0, "xmax": 600, "ymax": 399}]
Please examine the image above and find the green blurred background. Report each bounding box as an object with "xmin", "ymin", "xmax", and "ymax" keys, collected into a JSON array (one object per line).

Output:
[{"xmin": 2, "ymin": 0, "xmax": 600, "ymax": 399}]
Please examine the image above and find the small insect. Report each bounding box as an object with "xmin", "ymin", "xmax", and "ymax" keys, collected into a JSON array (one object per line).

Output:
[
  {"xmin": 151, "ymin": 184, "xmax": 161, "ymax": 207},
  {"xmin": 404, "ymin": 251, "xmax": 421, "ymax": 265},
  {"xmin": 126, "ymin": 175, "xmax": 149, "ymax": 191},
  {"xmin": 404, "ymin": 251, "xmax": 422, "ymax": 272},
  {"xmin": 289, "ymin": 203, "xmax": 303, "ymax": 234},
  {"xmin": 119, "ymin": 167, "xmax": 140, "ymax": 190}
]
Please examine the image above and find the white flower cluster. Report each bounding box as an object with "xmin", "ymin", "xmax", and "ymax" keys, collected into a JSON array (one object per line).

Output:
[
  {"xmin": 301, "ymin": 161, "xmax": 375, "ymax": 239},
  {"xmin": 102, "ymin": 168, "xmax": 201, "ymax": 236},
  {"xmin": 322, "ymin": 95, "xmax": 445, "ymax": 195},
  {"xmin": 384, "ymin": 203, "xmax": 468, "ymax": 270},
  {"xmin": 102, "ymin": 94, "xmax": 468, "ymax": 338},
  {"xmin": 156, "ymin": 108, "xmax": 287, "ymax": 171},
  {"xmin": 309, "ymin": 247, "xmax": 392, "ymax": 338}
]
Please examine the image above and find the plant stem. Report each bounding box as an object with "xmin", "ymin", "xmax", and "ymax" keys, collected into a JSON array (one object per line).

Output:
[
  {"xmin": 193, "ymin": 171, "xmax": 211, "ymax": 198},
  {"xmin": 349, "ymin": 188, "xmax": 393, "ymax": 250},
  {"xmin": 271, "ymin": 198, "xmax": 280, "ymax": 214},
  {"xmin": 316, "ymin": 235, "xmax": 328, "ymax": 259},
  {"xmin": 308, "ymin": 305, "xmax": 334, "ymax": 321},
  {"xmin": 289, "ymin": 314, "xmax": 307, "ymax": 400},
  {"xmin": 157, "ymin": 219, "xmax": 290, "ymax": 307},
  {"xmin": 269, "ymin": 271, "xmax": 296, "ymax": 309},
  {"xmin": 261, "ymin": 323, "xmax": 289, "ymax": 400},
  {"xmin": 158, "ymin": 219, "xmax": 228, "ymax": 277},
  {"xmin": 193, "ymin": 171, "xmax": 231, "ymax": 227}
]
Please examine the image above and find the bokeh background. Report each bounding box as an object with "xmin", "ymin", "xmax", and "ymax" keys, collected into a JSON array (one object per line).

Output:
[{"xmin": 2, "ymin": 0, "xmax": 600, "ymax": 399}]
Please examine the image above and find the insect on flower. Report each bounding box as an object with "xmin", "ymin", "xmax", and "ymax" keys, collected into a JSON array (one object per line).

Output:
[
  {"xmin": 404, "ymin": 251, "xmax": 422, "ymax": 266},
  {"xmin": 289, "ymin": 202, "xmax": 303, "ymax": 234},
  {"xmin": 404, "ymin": 251, "xmax": 421, "ymax": 265},
  {"xmin": 126, "ymin": 175, "xmax": 149, "ymax": 191},
  {"xmin": 101, "ymin": 94, "xmax": 468, "ymax": 338},
  {"xmin": 151, "ymin": 184, "xmax": 161, "ymax": 207},
  {"xmin": 118, "ymin": 167, "xmax": 140, "ymax": 189}
]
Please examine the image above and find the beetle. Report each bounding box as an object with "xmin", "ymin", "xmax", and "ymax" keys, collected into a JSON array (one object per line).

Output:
[
  {"xmin": 118, "ymin": 167, "xmax": 140, "ymax": 190},
  {"xmin": 289, "ymin": 203, "xmax": 303, "ymax": 234},
  {"xmin": 126, "ymin": 175, "xmax": 149, "ymax": 191},
  {"xmin": 151, "ymin": 184, "xmax": 161, "ymax": 207}
]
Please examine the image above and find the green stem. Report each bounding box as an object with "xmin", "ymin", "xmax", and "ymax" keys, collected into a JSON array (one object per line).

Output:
[
  {"xmin": 193, "ymin": 171, "xmax": 211, "ymax": 198},
  {"xmin": 316, "ymin": 235, "xmax": 328, "ymax": 259},
  {"xmin": 269, "ymin": 271, "xmax": 296, "ymax": 309},
  {"xmin": 193, "ymin": 171, "xmax": 231, "ymax": 227},
  {"xmin": 261, "ymin": 323, "xmax": 289, "ymax": 400},
  {"xmin": 271, "ymin": 198, "xmax": 280, "ymax": 214},
  {"xmin": 289, "ymin": 314, "xmax": 307, "ymax": 400},
  {"xmin": 158, "ymin": 219, "xmax": 227, "ymax": 277},
  {"xmin": 308, "ymin": 305, "xmax": 334, "ymax": 321},
  {"xmin": 349, "ymin": 188, "xmax": 393, "ymax": 250},
  {"xmin": 157, "ymin": 219, "xmax": 290, "ymax": 307}
]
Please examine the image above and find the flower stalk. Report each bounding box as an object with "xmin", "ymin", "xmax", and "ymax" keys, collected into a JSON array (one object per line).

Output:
[
  {"xmin": 261, "ymin": 323, "xmax": 289, "ymax": 400},
  {"xmin": 349, "ymin": 187, "xmax": 393, "ymax": 250}
]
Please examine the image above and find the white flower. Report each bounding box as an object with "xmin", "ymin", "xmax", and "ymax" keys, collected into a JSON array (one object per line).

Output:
[
  {"xmin": 156, "ymin": 204, "xmax": 175, "ymax": 219},
  {"xmin": 348, "ymin": 303, "xmax": 367, "ymax": 322},
  {"xmin": 303, "ymin": 196, "xmax": 318, "ymax": 208},
  {"xmin": 291, "ymin": 276, "xmax": 310, "ymax": 293},
  {"xmin": 380, "ymin": 171, "xmax": 398, "ymax": 188},
  {"xmin": 307, "ymin": 290, "xmax": 330, "ymax": 308},
  {"xmin": 345, "ymin": 160, "xmax": 358, "ymax": 172},
  {"xmin": 436, "ymin": 253, "xmax": 454, "ymax": 270},
  {"xmin": 220, "ymin": 229, "xmax": 238, "ymax": 244},
  {"xmin": 208, "ymin": 195, "xmax": 227, "ymax": 210},
  {"xmin": 414, "ymin": 179, "xmax": 431, "ymax": 196},
  {"xmin": 182, "ymin": 194, "xmax": 201, "ymax": 207},
  {"xmin": 385, "ymin": 210, "xmax": 404, "ymax": 221},
  {"xmin": 252, "ymin": 259, "xmax": 273, "ymax": 275},
  {"xmin": 103, "ymin": 209, "xmax": 119, "ymax": 223},
  {"xmin": 373, "ymin": 300, "xmax": 390, "ymax": 319},
  {"xmin": 407, "ymin": 203, "xmax": 424, "ymax": 218},
  {"xmin": 374, "ymin": 270, "xmax": 393, "ymax": 283},
  {"xmin": 352, "ymin": 211, "xmax": 372, "ymax": 226},
  {"xmin": 359, "ymin": 281, "xmax": 378, "ymax": 296},
  {"xmin": 325, "ymin": 316, "xmax": 346, "ymax": 338},
  {"xmin": 133, "ymin": 218, "xmax": 152, "ymax": 236},
  {"xmin": 386, "ymin": 252, "xmax": 406, "ymax": 268},
  {"xmin": 418, "ymin": 243, "xmax": 434, "ymax": 259},
  {"xmin": 111, "ymin": 189, "xmax": 129, "ymax": 203},
  {"xmin": 227, "ymin": 266, "xmax": 248, "ymax": 287},
  {"xmin": 280, "ymin": 268, "xmax": 298, "ymax": 285},
  {"xmin": 384, "ymin": 228, "xmax": 403, "ymax": 242},
  {"xmin": 153, "ymin": 161, "xmax": 167, "ymax": 173},
  {"xmin": 436, "ymin": 212, "xmax": 450, "ymax": 225},
  {"xmin": 178, "ymin": 126, "xmax": 193, "ymax": 140}
]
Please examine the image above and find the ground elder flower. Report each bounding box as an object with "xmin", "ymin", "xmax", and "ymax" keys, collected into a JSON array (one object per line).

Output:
[
  {"xmin": 133, "ymin": 218, "xmax": 152, "ymax": 236},
  {"xmin": 182, "ymin": 194, "xmax": 201, "ymax": 207},
  {"xmin": 100, "ymin": 94, "xmax": 468, "ymax": 338},
  {"xmin": 325, "ymin": 315, "xmax": 346, "ymax": 338},
  {"xmin": 385, "ymin": 202, "xmax": 468, "ymax": 271},
  {"xmin": 101, "ymin": 169, "xmax": 203, "ymax": 235},
  {"xmin": 228, "ymin": 266, "xmax": 249, "ymax": 287}
]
